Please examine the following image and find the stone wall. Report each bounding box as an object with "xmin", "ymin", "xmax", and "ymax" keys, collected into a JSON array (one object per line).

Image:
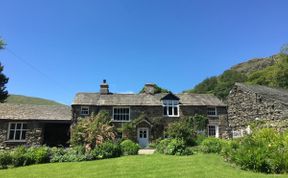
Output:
[
  {"xmin": 227, "ymin": 85, "xmax": 288, "ymax": 137},
  {"xmin": 0, "ymin": 120, "xmax": 43, "ymax": 149}
]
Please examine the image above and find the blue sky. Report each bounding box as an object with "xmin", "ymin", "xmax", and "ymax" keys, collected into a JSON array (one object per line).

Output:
[{"xmin": 0, "ymin": 0, "xmax": 288, "ymax": 105}]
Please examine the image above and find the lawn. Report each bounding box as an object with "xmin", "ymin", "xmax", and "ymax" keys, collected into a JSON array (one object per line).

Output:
[{"xmin": 0, "ymin": 154, "xmax": 287, "ymax": 178}]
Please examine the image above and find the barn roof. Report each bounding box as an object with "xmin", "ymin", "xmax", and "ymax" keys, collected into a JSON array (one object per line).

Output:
[
  {"xmin": 0, "ymin": 103, "xmax": 71, "ymax": 121},
  {"xmin": 235, "ymin": 83, "xmax": 288, "ymax": 105},
  {"xmin": 72, "ymin": 92, "xmax": 226, "ymax": 107}
]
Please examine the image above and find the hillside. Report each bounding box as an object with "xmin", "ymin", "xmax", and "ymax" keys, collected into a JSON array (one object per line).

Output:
[
  {"xmin": 186, "ymin": 53, "xmax": 288, "ymax": 100},
  {"xmin": 5, "ymin": 94, "xmax": 63, "ymax": 105}
]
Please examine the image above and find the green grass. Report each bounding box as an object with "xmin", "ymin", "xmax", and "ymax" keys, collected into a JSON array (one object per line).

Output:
[
  {"xmin": 0, "ymin": 154, "xmax": 287, "ymax": 178},
  {"xmin": 6, "ymin": 94, "xmax": 63, "ymax": 105}
]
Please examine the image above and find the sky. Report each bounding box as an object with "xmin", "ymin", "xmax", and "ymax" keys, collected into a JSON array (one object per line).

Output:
[{"xmin": 0, "ymin": 0, "xmax": 288, "ymax": 105}]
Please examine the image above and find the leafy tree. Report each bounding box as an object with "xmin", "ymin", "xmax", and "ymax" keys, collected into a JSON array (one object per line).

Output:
[
  {"xmin": 139, "ymin": 84, "xmax": 169, "ymax": 94},
  {"xmin": 214, "ymin": 70, "xmax": 247, "ymax": 99},
  {"xmin": 166, "ymin": 115, "xmax": 207, "ymax": 146},
  {"xmin": 189, "ymin": 77, "xmax": 218, "ymax": 94},
  {"xmin": 280, "ymin": 43, "xmax": 288, "ymax": 55},
  {"xmin": 0, "ymin": 38, "xmax": 9, "ymax": 102}
]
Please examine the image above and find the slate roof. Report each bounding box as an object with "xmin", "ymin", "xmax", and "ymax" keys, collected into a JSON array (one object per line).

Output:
[
  {"xmin": 235, "ymin": 83, "xmax": 288, "ymax": 105},
  {"xmin": 0, "ymin": 103, "xmax": 71, "ymax": 121},
  {"xmin": 72, "ymin": 92, "xmax": 226, "ymax": 106}
]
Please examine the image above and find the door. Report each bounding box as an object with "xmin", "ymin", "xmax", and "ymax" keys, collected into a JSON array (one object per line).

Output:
[{"xmin": 137, "ymin": 128, "xmax": 149, "ymax": 148}]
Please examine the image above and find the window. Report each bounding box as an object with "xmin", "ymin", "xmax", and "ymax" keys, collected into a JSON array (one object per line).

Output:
[
  {"xmin": 80, "ymin": 106, "xmax": 89, "ymax": 115},
  {"xmin": 208, "ymin": 125, "xmax": 219, "ymax": 138},
  {"xmin": 163, "ymin": 100, "xmax": 179, "ymax": 117},
  {"xmin": 7, "ymin": 122, "xmax": 27, "ymax": 141},
  {"xmin": 207, "ymin": 107, "xmax": 217, "ymax": 116},
  {"xmin": 113, "ymin": 107, "xmax": 130, "ymax": 121}
]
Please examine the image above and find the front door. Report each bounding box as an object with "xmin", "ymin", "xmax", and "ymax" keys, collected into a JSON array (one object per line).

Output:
[{"xmin": 137, "ymin": 128, "xmax": 149, "ymax": 148}]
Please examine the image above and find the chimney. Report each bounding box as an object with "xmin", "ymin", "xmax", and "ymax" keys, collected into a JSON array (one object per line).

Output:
[
  {"xmin": 100, "ymin": 79, "xmax": 109, "ymax": 95},
  {"xmin": 144, "ymin": 83, "xmax": 156, "ymax": 94}
]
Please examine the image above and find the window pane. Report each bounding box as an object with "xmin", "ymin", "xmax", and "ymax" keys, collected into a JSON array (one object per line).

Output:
[
  {"xmin": 10, "ymin": 123, "xmax": 15, "ymax": 129},
  {"xmin": 15, "ymin": 131, "xmax": 21, "ymax": 140},
  {"xmin": 22, "ymin": 124, "xmax": 27, "ymax": 130},
  {"xmin": 168, "ymin": 107, "xmax": 173, "ymax": 115},
  {"xmin": 9, "ymin": 131, "xmax": 14, "ymax": 140},
  {"xmin": 21, "ymin": 131, "xmax": 26, "ymax": 140},
  {"xmin": 163, "ymin": 107, "xmax": 167, "ymax": 115},
  {"xmin": 16, "ymin": 123, "xmax": 21, "ymax": 129},
  {"xmin": 208, "ymin": 126, "xmax": 216, "ymax": 137},
  {"xmin": 174, "ymin": 107, "xmax": 178, "ymax": 116}
]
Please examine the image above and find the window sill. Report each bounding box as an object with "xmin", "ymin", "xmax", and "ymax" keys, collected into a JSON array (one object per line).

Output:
[
  {"xmin": 208, "ymin": 115, "xmax": 218, "ymax": 118},
  {"xmin": 111, "ymin": 120, "xmax": 131, "ymax": 123},
  {"xmin": 4, "ymin": 140, "xmax": 26, "ymax": 143},
  {"xmin": 163, "ymin": 115, "xmax": 180, "ymax": 118}
]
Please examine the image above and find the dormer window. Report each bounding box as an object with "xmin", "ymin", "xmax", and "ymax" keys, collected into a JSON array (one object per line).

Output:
[
  {"xmin": 207, "ymin": 107, "xmax": 217, "ymax": 117},
  {"xmin": 80, "ymin": 106, "xmax": 89, "ymax": 116},
  {"xmin": 163, "ymin": 100, "xmax": 179, "ymax": 117}
]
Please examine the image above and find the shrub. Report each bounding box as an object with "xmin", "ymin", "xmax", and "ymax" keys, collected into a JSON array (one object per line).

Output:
[
  {"xmin": 50, "ymin": 146, "xmax": 91, "ymax": 163},
  {"xmin": 0, "ymin": 151, "xmax": 12, "ymax": 169},
  {"xmin": 224, "ymin": 128, "xmax": 288, "ymax": 174},
  {"xmin": 200, "ymin": 137, "xmax": 224, "ymax": 154},
  {"xmin": 156, "ymin": 139, "xmax": 171, "ymax": 154},
  {"xmin": 92, "ymin": 141, "xmax": 122, "ymax": 159},
  {"xmin": 167, "ymin": 119, "xmax": 197, "ymax": 146},
  {"xmin": 120, "ymin": 140, "xmax": 140, "ymax": 155},
  {"xmin": 11, "ymin": 146, "xmax": 34, "ymax": 167},
  {"xmin": 27, "ymin": 146, "xmax": 50, "ymax": 164},
  {"xmin": 71, "ymin": 111, "xmax": 116, "ymax": 149},
  {"xmin": 156, "ymin": 138, "xmax": 192, "ymax": 156},
  {"xmin": 195, "ymin": 134, "xmax": 206, "ymax": 146}
]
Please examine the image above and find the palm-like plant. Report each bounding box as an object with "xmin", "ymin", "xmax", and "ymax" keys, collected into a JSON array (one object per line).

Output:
[{"xmin": 71, "ymin": 111, "xmax": 116, "ymax": 150}]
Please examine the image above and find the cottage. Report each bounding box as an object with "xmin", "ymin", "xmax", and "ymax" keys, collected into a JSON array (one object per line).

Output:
[
  {"xmin": 228, "ymin": 83, "xmax": 288, "ymax": 138},
  {"xmin": 0, "ymin": 104, "xmax": 71, "ymax": 149},
  {"xmin": 72, "ymin": 80, "xmax": 227, "ymax": 148}
]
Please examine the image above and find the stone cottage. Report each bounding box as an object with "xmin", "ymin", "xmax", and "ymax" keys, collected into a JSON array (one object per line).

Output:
[
  {"xmin": 72, "ymin": 80, "xmax": 228, "ymax": 148},
  {"xmin": 228, "ymin": 83, "xmax": 288, "ymax": 138},
  {"xmin": 0, "ymin": 103, "xmax": 71, "ymax": 149}
]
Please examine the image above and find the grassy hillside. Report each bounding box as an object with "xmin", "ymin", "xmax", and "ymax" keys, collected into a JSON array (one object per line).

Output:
[
  {"xmin": 0, "ymin": 154, "xmax": 286, "ymax": 178},
  {"xmin": 186, "ymin": 53, "xmax": 288, "ymax": 100},
  {"xmin": 6, "ymin": 94, "xmax": 63, "ymax": 105}
]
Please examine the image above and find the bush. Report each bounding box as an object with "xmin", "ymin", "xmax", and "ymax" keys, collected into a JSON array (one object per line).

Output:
[
  {"xmin": 200, "ymin": 137, "xmax": 224, "ymax": 154},
  {"xmin": 92, "ymin": 141, "xmax": 122, "ymax": 159},
  {"xmin": 70, "ymin": 111, "xmax": 116, "ymax": 149},
  {"xmin": 156, "ymin": 138, "xmax": 192, "ymax": 156},
  {"xmin": 50, "ymin": 146, "xmax": 91, "ymax": 162},
  {"xmin": 27, "ymin": 146, "xmax": 50, "ymax": 164},
  {"xmin": 167, "ymin": 119, "xmax": 197, "ymax": 146},
  {"xmin": 224, "ymin": 128, "xmax": 288, "ymax": 174},
  {"xmin": 11, "ymin": 146, "xmax": 33, "ymax": 167},
  {"xmin": 120, "ymin": 140, "xmax": 140, "ymax": 155},
  {"xmin": 195, "ymin": 134, "xmax": 206, "ymax": 146},
  {"xmin": 0, "ymin": 151, "xmax": 12, "ymax": 169}
]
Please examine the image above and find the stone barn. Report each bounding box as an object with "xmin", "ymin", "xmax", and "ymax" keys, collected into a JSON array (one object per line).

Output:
[
  {"xmin": 0, "ymin": 104, "xmax": 71, "ymax": 149},
  {"xmin": 227, "ymin": 83, "xmax": 288, "ymax": 138}
]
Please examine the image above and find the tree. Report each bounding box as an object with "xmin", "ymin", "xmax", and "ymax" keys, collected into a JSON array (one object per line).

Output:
[
  {"xmin": 0, "ymin": 38, "xmax": 9, "ymax": 102},
  {"xmin": 280, "ymin": 44, "xmax": 288, "ymax": 55}
]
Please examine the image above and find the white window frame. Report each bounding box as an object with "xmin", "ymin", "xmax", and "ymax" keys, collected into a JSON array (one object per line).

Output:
[
  {"xmin": 112, "ymin": 107, "xmax": 130, "ymax": 122},
  {"xmin": 7, "ymin": 122, "xmax": 28, "ymax": 142},
  {"xmin": 208, "ymin": 125, "xmax": 219, "ymax": 138},
  {"xmin": 80, "ymin": 106, "xmax": 90, "ymax": 116},
  {"xmin": 162, "ymin": 100, "xmax": 180, "ymax": 117},
  {"xmin": 207, "ymin": 107, "xmax": 218, "ymax": 117}
]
